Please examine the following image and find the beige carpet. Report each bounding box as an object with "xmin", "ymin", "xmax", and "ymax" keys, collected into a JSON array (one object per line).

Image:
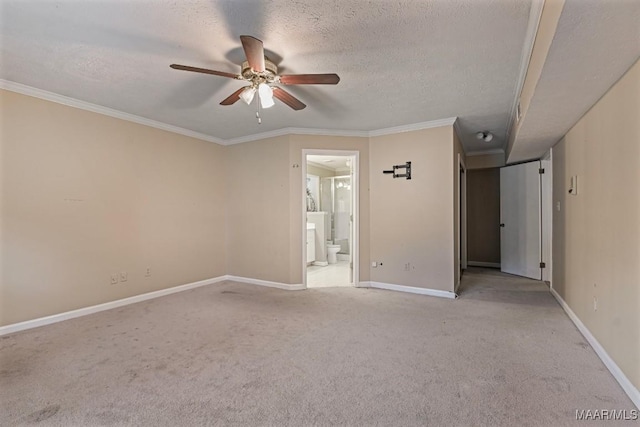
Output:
[{"xmin": 0, "ymin": 268, "xmax": 635, "ymax": 426}]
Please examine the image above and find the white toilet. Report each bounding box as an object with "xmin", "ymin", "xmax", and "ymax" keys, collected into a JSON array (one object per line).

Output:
[{"xmin": 327, "ymin": 242, "xmax": 341, "ymax": 264}]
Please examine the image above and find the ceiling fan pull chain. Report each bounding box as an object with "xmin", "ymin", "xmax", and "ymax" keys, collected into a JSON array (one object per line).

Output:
[{"xmin": 256, "ymin": 101, "xmax": 262, "ymax": 124}]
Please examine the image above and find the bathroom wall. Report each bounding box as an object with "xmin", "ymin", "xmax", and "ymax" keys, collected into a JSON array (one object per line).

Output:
[
  {"xmin": 1, "ymin": 90, "xmax": 227, "ymax": 326},
  {"xmin": 307, "ymin": 164, "xmax": 336, "ymax": 178},
  {"xmin": 369, "ymin": 126, "xmax": 457, "ymax": 292},
  {"xmin": 333, "ymin": 176, "xmax": 352, "ymax": 254}
]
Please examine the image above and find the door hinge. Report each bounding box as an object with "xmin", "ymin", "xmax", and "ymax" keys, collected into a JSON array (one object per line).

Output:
[
  {"xmin": 539, "ymin": 168, "xmax": 545, "ymax": 174},
  {"xmin": 540, "ymin": 262, "xmax": 546, "ymax": 268}
]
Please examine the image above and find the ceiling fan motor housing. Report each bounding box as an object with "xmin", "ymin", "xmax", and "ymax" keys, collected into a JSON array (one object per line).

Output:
[{"xmin": 241, "ymin": 58, "xmax": 278, "ymax": 83}]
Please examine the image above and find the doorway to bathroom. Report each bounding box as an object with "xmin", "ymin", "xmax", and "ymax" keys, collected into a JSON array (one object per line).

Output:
[{"xmin": 303, "ymin": 150, "xmax": 359, "ymax": 288}]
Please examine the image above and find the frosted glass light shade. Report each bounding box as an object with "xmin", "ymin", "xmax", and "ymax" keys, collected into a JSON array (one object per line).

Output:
[
  {"xmin": 258, "ymin": 83, "xmax": 274, "ymax": 108},
  {"xmin": 240, "ymin": 87, "xmax": 256, "ymax": 105}
]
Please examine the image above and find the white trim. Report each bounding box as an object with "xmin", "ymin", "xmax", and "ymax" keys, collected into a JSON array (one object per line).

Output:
[
  {"xmin": 0, "ymin": 80, "xmax": 224, "ymax": 145},
  {"xmin": 367, "ymin": 117, "xmax": 457, "ymax": 137},
  {"xmin": 468, "ymin": 261, "xmax": 501, "ymax": 268},
  {"xmin": 225, "ymin": 275, "xmax": 305, "ymax": 291},
  {"xmin": 1, "ymin": 80, "xmax": 457, "ymax": 147},
  {"xmin": 224, "ymin": 127, "xmax": 368, "ymax": 145},
  {"xmin": 0, "ymin": 276, "xmax": 228, "ymax": 336},
  {"xmin": 452, "ymin": 118, "xmax": 465, "ymax": 152},
  {"xmin": 550, "ymin": 288, "xmax": 640, "ymax": 409},
  {"xmin": 504, "ymin": 0, "xmax": 545, "ymax": 150},
  {"xmin": 465, "ymin": 148, "xmax": 506, "ymax": 157},
  {"xmin": 227, "ymin": 118, "xmax": 457, "ymax": 144},
  {"xmin": 368, "ymin": 281, "xmax": 457, "ymax": 299}
]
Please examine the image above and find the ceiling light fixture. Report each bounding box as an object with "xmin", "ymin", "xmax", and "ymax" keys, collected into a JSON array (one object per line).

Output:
[
  {"xmin": 476, "ymin": 131, "xmax": 494, "ymax": 142},
  {"xmin": 258, "ymin": 83, "xmax": 274, "ymax": 109},
  {"xmin": 239, "ymin": 87, "xmax": 256, "ymax": 105}
]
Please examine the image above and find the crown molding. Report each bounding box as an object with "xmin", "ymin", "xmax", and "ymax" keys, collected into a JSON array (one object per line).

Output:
[
  {"xmin": 368, "ymin": 117, "xmax": 457, "ymax": 137},
  {"xmin": 222, "ymin": 126, "xmax": 369, "ymax": 145},
  {"xmin": 1, "ymin": 80, "xmax": 457, "ymax": 146},
  {"xmin": 0, "ymin": 79, "xmax": 225, "ymax": 144},
  {"xmin": 465, "ymin": 148, "xmax": 505, "ymax": 157}
]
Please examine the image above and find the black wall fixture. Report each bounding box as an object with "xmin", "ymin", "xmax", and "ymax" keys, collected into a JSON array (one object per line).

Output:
[{"xmin": 383, "ymin": 162, "xmax": 411, "ymax": 180}]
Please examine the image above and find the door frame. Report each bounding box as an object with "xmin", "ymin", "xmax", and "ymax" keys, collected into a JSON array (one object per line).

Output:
[
  {"xmin": 541, "ymin": 150, "xmax": 553, "ymax": 285},
  {"xmin": 302, "ymin": 149, "xmax": 360, "ymax": 288},
  {"xmin": 457, "ymin": 153, "xmax": 468, "ymax": 286}
]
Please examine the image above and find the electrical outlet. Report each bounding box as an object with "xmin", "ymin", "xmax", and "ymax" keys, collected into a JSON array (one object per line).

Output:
[
  {"xmin": 110, "ymin": 274, "xmax": 118, "ymax": 285},
  {"xmin": 404, "ymin": 263, "xmax": 411, "ymax": 271},
  {"xmin": 120, "ymin": 271, "xmax": 128, "ymax": 282},
  {"xmin": 145, "ymin": 267, "xmax": 151, "ymax": 277},
  {"xmin": 593, "ymin": 296, "xmax": 597, "ymax": 311},
  {"xmin": 371, "ymin": 262, "xmax": 377, "ymax": 268}
]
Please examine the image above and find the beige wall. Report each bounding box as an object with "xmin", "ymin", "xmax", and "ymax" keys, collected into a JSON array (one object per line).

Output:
[
  {"xmin": 1, "ymin": 88, "xmax": 459, "ymax": 326},
  {"xmin": 552, "ymin": 59, "xmax": 640, "ymax": 391},
  {"xmin": 467, "ymin": 168, "xmax": 501, "ymax": 264},
  {"xmin": 453, "ymin": 129, "xmax": 465, "ymax": 289},
  {"xmin": 370, "ymin": 126, "xmax": 456, "ymax": 292},
  {"xmin": 225, "ymin": 136, "xmax": 292, "ymax": 283},
  {"xmin": 466, "ymin": 152, "xmax": 505, "ymax": 170},
  {"xmin": 1, "ymin": 90, "xmax": 227, "ymax": 326},
  {"xmin": 225, "ymin": 134, "xmax": 370, "ymax": 286}
]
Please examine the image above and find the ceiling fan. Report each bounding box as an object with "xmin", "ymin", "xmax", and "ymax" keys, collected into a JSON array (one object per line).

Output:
[{"xmin": 170, "ymin": 35, "xmax": 340, "ymax": 116}]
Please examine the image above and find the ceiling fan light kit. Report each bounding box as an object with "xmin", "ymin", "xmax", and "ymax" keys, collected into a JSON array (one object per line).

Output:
[
  {"xmin": 170, "ymin": 35, "xmax": 340, "ymax": 123},
  {"xmin": 239, "ymin": 87, "xmax": 256, "ymax": 105}
]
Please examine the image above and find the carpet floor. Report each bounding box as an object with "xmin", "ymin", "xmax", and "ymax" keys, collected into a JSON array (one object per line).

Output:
[{"xmin": 0, "ymin": 268, "xmax": 635, "ymax": 426}]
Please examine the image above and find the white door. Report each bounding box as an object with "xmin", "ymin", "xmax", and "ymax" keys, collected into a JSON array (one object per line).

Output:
[{"xmin": 500, "ymin": 161, "xmax": 541, "ymax": 280}]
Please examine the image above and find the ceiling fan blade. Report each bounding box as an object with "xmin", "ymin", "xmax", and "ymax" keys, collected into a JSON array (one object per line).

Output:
[
  {"xmin": 240, "ymin": 35, "xmax": 265, "ymax": 72},
  {"xmin": 279, "ymin": 74, "xmax": 340, "ymax": 85},
  {"xmin": 170, "ymin": 64, "xmax": 239, "ymax": 79},
  {"xmin": 273, "ymin": 87, "xmax": 306, "ymax": 110},
  {"xmin": 220, "ymin": 87, "xmax": 248, "ymax": 106}
]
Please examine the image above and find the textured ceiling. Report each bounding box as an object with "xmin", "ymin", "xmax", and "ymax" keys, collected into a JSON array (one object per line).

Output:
[
  {"xmin": 508, "ymin": 0, "xmax": 640, "ymax": 163},
  {"xmin": 0, "ymin": 0, "xmax": 533, "ymax": 151}
]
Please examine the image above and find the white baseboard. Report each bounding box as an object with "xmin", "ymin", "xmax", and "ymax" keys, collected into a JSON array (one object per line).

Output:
[
  {"xmin": 468, "ymin": 261, "xmax": 501, "ymax": 268},
  {"xmin": 550, "ymin": 287, "xmax": 640, "ymax": 409},
  {"xmin": 225, "ymin": 275, "xmax": 305, "ymax": 291},
  {"xmin": 312, "ymin": 261, "xmax": 329, "ymax": 267},
  {"xmin": 365, "ymin": 281, "xmax": 457, "ymax": 299},
  {"xmin": 0, "ymin": 276, "xmax": 228, "ymax": 337}
]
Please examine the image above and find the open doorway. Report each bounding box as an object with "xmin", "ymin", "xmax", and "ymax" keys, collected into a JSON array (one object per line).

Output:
[{"xmin": 303, "ymin": 151, "xmax": 359, "ymax": 288}]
